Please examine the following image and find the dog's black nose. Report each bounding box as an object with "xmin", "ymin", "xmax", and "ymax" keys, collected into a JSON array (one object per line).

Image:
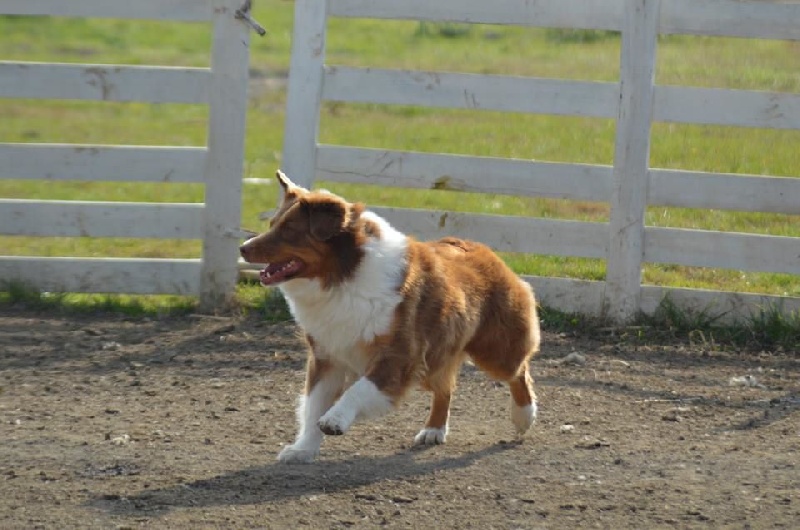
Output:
[{"xmin": 239, "ymin": 245, "xmax": 249, "ymax": 259}]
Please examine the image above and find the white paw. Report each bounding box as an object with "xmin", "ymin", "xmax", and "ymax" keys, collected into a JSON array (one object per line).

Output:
[
  {"xmin": 413, "ymin": 426, "xmax": 448, "ymax": 446},
  {"xmin": 277, "ymin": 444, "xmax": 319, "ymax": 464},
  {"xmin": 511, "ymin": 402, "xmax": 537, "ymax": 435},
  {"xmin": 318, "ymin": 409, "xmax": 352, "ymax": 436}
]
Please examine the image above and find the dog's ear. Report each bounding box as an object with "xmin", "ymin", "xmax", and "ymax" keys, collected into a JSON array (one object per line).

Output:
[
  {"xmin": 276, "ymin": 170, "xmax": 304, "ymax": 198},
  {"xmin": 302, "ymin": 196, "xmax": 350, "ymax": 241}
]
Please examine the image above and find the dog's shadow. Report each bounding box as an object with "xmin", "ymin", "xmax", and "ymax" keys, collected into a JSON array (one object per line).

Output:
[{"xmin": 93, "ymin": 442, "xmax": 517, "ymax": 516}]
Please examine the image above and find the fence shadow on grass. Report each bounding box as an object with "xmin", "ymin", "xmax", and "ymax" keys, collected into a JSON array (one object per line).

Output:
[{"xmin": 91, "ymin": 442, "xmax": 517, "ymax": 517}]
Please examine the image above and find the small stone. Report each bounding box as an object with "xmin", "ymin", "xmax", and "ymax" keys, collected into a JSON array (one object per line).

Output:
[
  {"xmin": 560, "ymin": 352, "xmax": 587, "ymax": 366},
  {"xmin": 110, "ymin": 434, "xmax": 131, "ymax": 446},
  {"xmin": 560, "ymin": 424, "xmax": 575, "ymax": 433},
  {"xmin": 728, "ymin": 375, "xmax": 766, "ymax": 389},
  {"xmin": 391, "ymin": 495, "xmax": 415, "ymax": 504}
]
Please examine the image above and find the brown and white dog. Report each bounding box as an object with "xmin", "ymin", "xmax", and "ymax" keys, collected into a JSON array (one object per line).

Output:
[{"xmin": 240, "ymin": 171, "xmax": 540, "ymax": 463}]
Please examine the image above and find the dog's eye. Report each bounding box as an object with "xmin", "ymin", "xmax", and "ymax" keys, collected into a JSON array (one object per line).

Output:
[{"xmin": 279, "ymin": 222, "xmax": 304, "ymax": 239}]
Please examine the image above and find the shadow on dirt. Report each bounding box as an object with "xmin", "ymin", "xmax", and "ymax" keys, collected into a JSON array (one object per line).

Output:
[{"xmin": 91, "ymin": 442, "xmax": 518, "ymax": 517}]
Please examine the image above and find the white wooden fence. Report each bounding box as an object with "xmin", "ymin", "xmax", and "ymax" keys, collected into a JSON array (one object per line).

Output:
[
  {"xmin": 281, "ymin": 0, "xmax": 800, "ymax": 323},
  {"xmin": 0, "ymin": 0, "xmax": 253, "ymax": 310}
]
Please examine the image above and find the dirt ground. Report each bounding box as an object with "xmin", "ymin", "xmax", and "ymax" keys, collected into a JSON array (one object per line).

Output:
[{"xmin": 1, "ymin": 309, "xmax": 798, "ymax": 529}]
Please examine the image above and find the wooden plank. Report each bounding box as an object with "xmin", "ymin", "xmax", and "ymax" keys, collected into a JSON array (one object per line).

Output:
[
  {"xmin": 281, "ymin": 0, "xmax": 329, "ymax": 189},
  {"xmin": 655, "ymin": 86, "xmax": 800, "ymax": 130},
  {"xmin": 604, "ymin": 0, "xmax": 659, "ymax": 323},
  {"xmin": 199, "ymin": 0, "xmax": 251, "ymax": 310},
  {"xmin": 645, "ymin": 228, "xmax": 800, "ymax": 275},
  {"xmin": 522, "ymin": 275, "xmax": 607, "ymax": 318},
  {"xmin": 660, "ymin": 0, "xmax": 800, "ymax": 40},
  {"xmin": 641, "ymin": 286, "xmax": 800, "ymax": 324},
  {"xmin": 0, "ymin": 0, "xmax": 211, "ymax": 21},
  {"xmin": 0, "ymin": 143, "xmax": 207, "ymax": 183},
  {"xmin": 0, "ymin": 256, "xmax": 201, "ymax": 295},
  {"xmin": 648, "ymin": 170, "xmax": 800, "ymax": 215},
  {"xmin": 329, "ymin": 0, "xmax": 625, "ymax": 31},
  {"xmin": 531, "ymin": 278, "xmax": 800, "ymax": 323},
  {"xmin": 0, "ymin": 199, "xmax": 204, "ymax": 239},
  {"xmin": 370, "ymin": 207, "xmax": 608, "ymax": 258},
  {"xmin": 323, "ymin": 67, "xmax": 619, "ymax": 118},
  {"xmin": 0, "ymin": 62, "xmax": 210, "ymax": 103},
  {"xmin": 316, "ymin": 146, "xmax": 613, "ymax": 202}
]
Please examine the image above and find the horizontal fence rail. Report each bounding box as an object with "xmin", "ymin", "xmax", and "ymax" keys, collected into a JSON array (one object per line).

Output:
[
  {"xmin": 655, "ymin": 86, "xmax": 800, "ymax": 130},
  {"xmin": 323, "ymin": 67, "xmax": 620, "ymax": 118},
  {"xmin": 278, "ymin": 0, "xmax": 800, "ymax": 322},
  {"xmin": 0, "ymin": 62, "xmax": 211, "ymax": 104},
  {"xmin": 372, "ymin": 207, "xmax": 609, "ymax": 258},
  {"xmin": 329, "ymin": 0, "xmax": 626, "ymax": 30},
  {"xmin": 0, "ymin": 199, "xmax": 205, "ymax": 239},
  {"xmin": 648, "ymin": 170, "xmax": 800, "ymax": 214},
  {"xmin": 0, "ymin": 256, "xmax": 201, "ymax": 295},
  {"xmin": 1, "ymin": 144, "xmax": 207, "ymax": 183},
  {"xmin": 329, "ymin": 0, "xmax": 800, "ymax": 40},
  {"xmin": 644, "ymin": 228, "xmax": 800, "ymax": 275},
  {"xmin": 0, "ymin": 0, "xmax": 212, "ymax": 21},
  {"xmin": 315, "ymin": 146, "xmax": 614, "ymax": 202}
]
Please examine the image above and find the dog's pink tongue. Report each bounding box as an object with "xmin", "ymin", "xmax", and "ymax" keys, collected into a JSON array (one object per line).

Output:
[{"xmin": 259, "ymin": 260, "xmax": 302, "ymax": 286}]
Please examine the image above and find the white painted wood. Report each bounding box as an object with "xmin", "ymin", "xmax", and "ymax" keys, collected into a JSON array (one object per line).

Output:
[
  {"xmin": 0, "ymin": 0, "xmax": 211, "ymax": 21},
  {"xmin": 0, "ymin": 144, "xmax": 207, "ymax": 183},
  {"xmin": 649, "ymin": 170, "xmax": 800, "ymax": 215},
  {"xmin": 0, "ymin": 62, "xmax": 210, "ymax": 103},
  {"xmin": 370, "ymin": 207, "xmax": 608, "ymax": 258},
  {"xmin": 0, "ymin": 199, "xmax": 204, "ymax": 239},
  {"xmin": 281, "ymin": 0, "xmax": 329, "ymax": 189},
  {"xmin": 323, "ymin": 67, "xmax": 620, "ymax": 118},
  {"xmin": 529, "ymin": 277, "xmax": 800, "ymax": 324},
  {"xmin": 655, "ymin": 86, "xmax": 800, "ymax": 130},
  {"xmin": 329, "ymin": 0, "xmax": 625, "ymax": 31},
  {"xmin": 522, "ymin": 275, "xmax": 608, "ymax": 318},
  {"xmin": 0, "ymin": 256, "xmax": 201, "ymax": 295},
  {"xmin": 645, "ymin": 228, "xmax": 800, "ymax": 275},
  {"xmin": 660, "ymin": 0, "xmax": 800, "ymax": 40},
  {"xmin": 285, "ymin": 0, "xmax": 800, "ymax": 325},
  {"xmin": 199, "ymin": 0, "xmax": 251, "ymax": 310},
  {"xmin": 640, "ymin": 286, "xmax": 800, "ymax": 324},
  {"xmin": 604, "ymin": 0, "xmax": 659, "ymax": 323},
  {"xmin": 316, "ymin": 146, "xmax": 613, "ymax": 202}
]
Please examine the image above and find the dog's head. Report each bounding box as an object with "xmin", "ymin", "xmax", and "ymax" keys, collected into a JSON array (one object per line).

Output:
[{"xmin": 239, "ymin": 171, "xmax": 366, "ymax": 288}]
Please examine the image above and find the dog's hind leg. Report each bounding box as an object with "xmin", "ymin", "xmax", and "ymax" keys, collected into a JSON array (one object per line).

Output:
[
  {"xmin": 467, "ymin": 350, "xmax": 538, "ymax": 437},
  {"xmin": 414, "ymin": 390, "xmax": 451, "ymax": 446},
  {"xmin": 508, "ymin": 362, "xmax": 537, "ymax": 436},
  {"xmin": 413, "ymin": 357, "xmax": 462, "ymax": 446}
]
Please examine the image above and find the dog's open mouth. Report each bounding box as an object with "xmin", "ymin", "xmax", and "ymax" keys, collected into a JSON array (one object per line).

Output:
[{"xmin": 260, "ymin": 259, "xmax": 304, "ymax": 286}]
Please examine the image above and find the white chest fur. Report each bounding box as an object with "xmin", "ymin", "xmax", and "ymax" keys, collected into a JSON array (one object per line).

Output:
[{"xmin": 279, "ymin": 212, "xmax": 407, "ymax": 374}]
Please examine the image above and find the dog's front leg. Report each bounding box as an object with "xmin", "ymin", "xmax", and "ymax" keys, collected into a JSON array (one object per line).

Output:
[
  {"xmin": 278, "ymin": 357, "xmax": 346, "ymax": 464},
  {"xmin": 318, "ymin": 352, "xmax": 408, "ymax": 436}
]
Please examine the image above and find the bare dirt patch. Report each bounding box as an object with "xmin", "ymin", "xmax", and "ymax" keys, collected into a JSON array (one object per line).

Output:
[{"xmin": 1, "ymin": 309, "xmax": 798, "ymax": 529}]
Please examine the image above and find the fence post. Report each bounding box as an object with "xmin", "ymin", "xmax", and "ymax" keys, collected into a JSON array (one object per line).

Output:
[
  {"xmin": 200, "ymin": 0, "xmax": 251, "ymax": 311},
  {"xmin": 281, "ymin": 0, "xmax": 329, "ymax": 189},
  {"xmin": 604, "ymin": 0, "xmax": 659, "ymax": 323}
]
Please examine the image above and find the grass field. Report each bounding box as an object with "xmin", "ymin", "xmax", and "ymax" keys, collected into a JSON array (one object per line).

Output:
[{"xmin": 1, "ymin": 2, "xmax": 799, "ymax": 309}]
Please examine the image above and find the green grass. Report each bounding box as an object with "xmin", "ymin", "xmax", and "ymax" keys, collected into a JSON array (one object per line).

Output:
[
  {"xmin": 639, "ymin": 296, "xmax": 800, "ymax": 351},
  {"xmin": 1, "ymin": 279, "xmax": 292, "ymax": 322},
  {"xmin": 1, "ymin": 2, "xmax": 799, "ymax": 321}
]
